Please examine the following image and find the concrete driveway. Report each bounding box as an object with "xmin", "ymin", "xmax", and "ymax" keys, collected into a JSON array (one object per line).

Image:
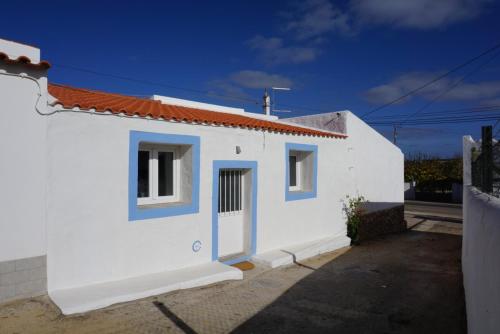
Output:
[{"xmin": 0, "ymin": 203, "xmax": 465, "ymax": 333}]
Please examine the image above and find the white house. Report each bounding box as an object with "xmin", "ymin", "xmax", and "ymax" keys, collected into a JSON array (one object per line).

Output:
[{"xmin": 0, "ymin": 39, "xmax": 404, "ymax": 314}]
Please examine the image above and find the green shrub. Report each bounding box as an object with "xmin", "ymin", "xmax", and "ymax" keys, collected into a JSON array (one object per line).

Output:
[{"xmin": 343, "ymin": 195, "xmax": 366, "ymax": 244}]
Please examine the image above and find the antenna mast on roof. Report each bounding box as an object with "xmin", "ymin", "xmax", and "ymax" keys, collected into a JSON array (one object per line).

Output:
[
  {"xmin": 263, "ymin": 87, "xmax": 292, "ymax": 116},
  {"xmin": 263, "ymin": 89, "xmax": 271, "ymax": 116}
]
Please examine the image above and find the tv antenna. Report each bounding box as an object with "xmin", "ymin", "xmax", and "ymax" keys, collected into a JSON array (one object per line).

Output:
[{"xmin": 263, "ymin": 87, "xmax": 292, "ymax": 116}]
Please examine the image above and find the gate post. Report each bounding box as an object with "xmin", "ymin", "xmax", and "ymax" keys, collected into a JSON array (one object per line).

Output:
[{"xmin": 481, "ymin": 126, "xmax": 493, "ymax": 193}]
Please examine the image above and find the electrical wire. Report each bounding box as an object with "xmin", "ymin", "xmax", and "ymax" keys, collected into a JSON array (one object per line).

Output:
[
  {"xmin": 368, "ymin": 106, "xmax": 500, "ymax": 120},
  {"xmin": 51, "ymin": 62, "xmax": 261, "ymax": 106},
  {"xmin": 361, "ymin": 41, "xmax": 500, "ymax": 119},
  {"xmin": 0, "ymin": 71, "xmax": 58, "ymax": 115},
  {"xmin": 493, "ymin": 119, "xmax": 500, "ymax": 131},
  {"xmin": 369, "ymin": 116, "xmax": 500, "ymax": 126},
  {"xmin": 398, "ymin": 49, "xmax": 500, "ymax": 125}
]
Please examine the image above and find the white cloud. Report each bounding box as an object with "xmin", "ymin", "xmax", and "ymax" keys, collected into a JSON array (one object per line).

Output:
[
  {"xmin": 246, "ymin": 1, "xmax": 491, "ymax": 67},
  {"xmin": 207, "ymin": 70, "xmax": 293, "ymax": 102},
  {"xmin": 229, "ymin": 70, "xmax": 293, "ymax": 89},
  {"xmin": 364, "ymin": 72, "xmax": 500, "ymax": 104},
  {"xmin": 207, "ymin": 79, "xmax": 253, "ymax": 102},
  {"xmin": 350, "ymin": 0, "xmax": 491, "ymax": 30},
  {"xmin": 246, "ymin": 35, "xmax": 319, "ymax": 65},
  {"xmin": 284, "ymin": 0, "xmax": 353, "ymax": 40}
]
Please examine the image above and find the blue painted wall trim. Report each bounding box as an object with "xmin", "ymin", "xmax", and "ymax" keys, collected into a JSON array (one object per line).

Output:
[
  {"xmin": 212, "ymin": 160, "xmax": 258, "ymax": 262},
  {"xmin": 285, "ymin": 142, "xmax": 318, "ymax": 201},
  {"xmin": 128, "ymin": 130, "xmax": 200, "ymax": 221}
]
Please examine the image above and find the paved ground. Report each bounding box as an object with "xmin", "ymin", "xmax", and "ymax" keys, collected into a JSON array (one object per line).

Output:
[
  {"xmin": 405, "ymin": 200, "xmax": 462, "ymax": 220},
  {"xmin": 0, "ymin": 203, "xmax": 465, "ymax": 333}
]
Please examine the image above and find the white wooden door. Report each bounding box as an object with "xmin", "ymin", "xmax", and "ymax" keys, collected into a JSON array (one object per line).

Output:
[{"xmin": 217, "ymin": 169, "xmax": 245, "ymax": 258}]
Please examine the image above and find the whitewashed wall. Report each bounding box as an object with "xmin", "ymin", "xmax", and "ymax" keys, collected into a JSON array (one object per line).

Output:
[
  {"xmin": 462, "ymin": 135, "xmax": 500, "ymax": 334},
  {"xmin": 462, "ymin": 186, "xmax": 500, "ymax": 334},
  {"xmin": 286, "ymin": 111, "xmax": 404, "ymax": 211},
  {"xmin": 0, "ymin": 63, "xmax": 48, "ymax": 262},
  {"xmin": 344, "ymin": 112, "xmax": 404, "ymax": 209},
  {"xmin": 46, "ymin": 112, "xmax": 352, "ymax": 290}
]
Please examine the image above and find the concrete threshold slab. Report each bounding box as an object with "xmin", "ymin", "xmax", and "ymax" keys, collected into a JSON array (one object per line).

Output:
[
  {"xmin": 50, "ymin": 262, "xmax": 242, "ymax": 315},
  {"xmin": 252, "ymin": 234, "xmax": 351, "ymax": 268}
]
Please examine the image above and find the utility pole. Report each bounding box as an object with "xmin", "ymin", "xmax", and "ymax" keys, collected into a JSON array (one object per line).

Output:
[{"xmin": 481, "ymin": 125, "xmax": 493, "ymax": 193}]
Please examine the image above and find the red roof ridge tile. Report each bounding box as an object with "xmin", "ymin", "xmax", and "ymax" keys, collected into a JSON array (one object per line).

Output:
[
  {"xmin": 49, "ymin": 82, "xmax": 151, "ymax": 101},
  {"xmin": 47, "ymin": 83, "xmax": 347, "ymax": 139},
  {"xmin": 0, "ymin": 52, "xmax": 51, "ymax": 70}
]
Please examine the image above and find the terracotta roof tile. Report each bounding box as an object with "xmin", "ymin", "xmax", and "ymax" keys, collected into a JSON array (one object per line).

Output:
[
  {"xmin": 0, "ymin": 52, "xmax": 51, "ymax": 70},
  {"xmin": 48, "ymin": 83, "xmax": 347, "ymax": 139}
]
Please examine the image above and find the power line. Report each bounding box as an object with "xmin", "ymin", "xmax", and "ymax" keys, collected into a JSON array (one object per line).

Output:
[
  {"xmin": 361, "ymin": 41, "xmax": 500, "ymax": 119},
  {"xmin": 51, "ymin": 62, "xmax": 261, "ymax": 106},
  {"xmin": 494, "ymin": 127, "xmax": 500, "ymax": 138},
  {"xmin": 368, "ymin": 105, "xmax": 500, "ymax": 120},
  {"xmin": 398, "ymin": 49, "xmax": 500, "ymax": 125},
  {"xmin": 368, "ymin": 107, "xmax": 500, "ymax": 123},
  {"xmin": 371, "ymin": 113, "xmax": 500, "ymax": 122},
  {"xmin": 369, "ymin": 116, "xmax": 500, "ymax": 126},
  {"xmin": 492, "ymin": 119, "xmax": 500, "ymax": 132},
  {"xmin": 53, "ymin": 62, "xmax": 360, "ymax": 116}
]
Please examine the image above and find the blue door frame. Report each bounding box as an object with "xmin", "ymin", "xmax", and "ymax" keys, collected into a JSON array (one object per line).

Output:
[{"xmin": 212, "ymin": 160, "xmax": 258, "ymax": 265}]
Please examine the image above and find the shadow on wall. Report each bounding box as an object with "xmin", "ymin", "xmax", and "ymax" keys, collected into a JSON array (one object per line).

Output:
[{"xmin": 232, "ymin": 230, "xmax": 465, "ymax": 334}]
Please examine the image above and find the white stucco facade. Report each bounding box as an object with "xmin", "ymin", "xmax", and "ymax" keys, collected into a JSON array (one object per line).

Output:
[
  {"xmin": 45, "ymin": 112, "xmax": 353, "ymax": 290},
  {"xmin": 462, "ymin": 135, "xmax": 500, "ymax": 334},
  {"xmin": 0, "ymin": 64, "xmax": 48, "ymax": 262},
  {"xmin": 285, "ymin": 111, "xmax": 404, "ymax": 211},
  {"xmin": 0, "ymin": 39, "xmax": 403, "ymax": 311}
]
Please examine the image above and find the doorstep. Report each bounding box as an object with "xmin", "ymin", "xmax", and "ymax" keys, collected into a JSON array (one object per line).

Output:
[
  {"xmin": 252, "ymin": 234, "xmax": 351, "ymax": 268},
  {"xmin": 50, "ymin": 262, "xmax": 242, "ymax": 315}
]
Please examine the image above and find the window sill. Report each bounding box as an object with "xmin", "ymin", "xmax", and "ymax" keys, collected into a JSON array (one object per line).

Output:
[
  {"xmin": 137, "ymin": 201, "xmax": 189, "ymax": 210},
  {"xmin": 285, "ymin": 189, "xmax": 317, "ymax": 201},
  {"xmin": 288, "ymin": 189, "xmax": 313, "ymax": 194}
]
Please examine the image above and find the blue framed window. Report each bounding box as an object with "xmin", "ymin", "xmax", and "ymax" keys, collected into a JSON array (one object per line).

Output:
[
  {"xmin": 129, "ymin": 131, "xmax": 200, "ymax": 221},
  {"xmin": 285, "ymin": 143, "xmax": 318, "ymax": 201}
]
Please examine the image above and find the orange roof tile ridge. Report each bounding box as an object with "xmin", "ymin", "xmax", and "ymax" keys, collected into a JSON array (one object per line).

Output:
[
  {"xmin": 0, "ymin": 52, "xmax": 51, "ymax": 69},
  {"xmin": 47, "ymin": 83, "xmax": 347, "ymax": 139}
]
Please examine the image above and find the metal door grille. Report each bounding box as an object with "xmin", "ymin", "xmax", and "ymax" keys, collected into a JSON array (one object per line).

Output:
[{"xmin": 218, "ymin": 169, "xmax": 243, "ymax": 214}]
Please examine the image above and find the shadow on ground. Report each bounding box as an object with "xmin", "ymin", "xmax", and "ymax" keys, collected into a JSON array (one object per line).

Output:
[
  {"xmin": 0, "ymin": 220, "xmax": 465, "ymax": 334},
  {"xmin": 233, "ymin": 230, "xmax": 466, "ymax": 334}
]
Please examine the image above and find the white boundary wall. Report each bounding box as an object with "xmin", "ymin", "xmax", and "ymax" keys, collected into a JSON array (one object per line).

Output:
[{"xmin": 462, "ymin": 136, "xmax": 500, "ymax": 334}]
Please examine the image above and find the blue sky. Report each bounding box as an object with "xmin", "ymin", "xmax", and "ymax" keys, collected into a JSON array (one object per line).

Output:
[{"xmin": 1, "ymin": 0, "xmax": 499, "ymax": 157}]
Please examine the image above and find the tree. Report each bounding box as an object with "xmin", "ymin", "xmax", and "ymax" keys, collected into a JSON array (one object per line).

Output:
[{"xmin": 405, "ymin": 153, "xmax": 462, "ymax": 191}]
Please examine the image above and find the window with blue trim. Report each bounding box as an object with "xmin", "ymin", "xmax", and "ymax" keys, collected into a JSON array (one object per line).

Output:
[
  {"xmin": 129, "ymin": 131, "xmax": 200, "ymax": 221},
  {"xmin": 137, "ymin": 143, "xmax": 179, "ymax": 205},
  {"xmin": 285, "ymin": 143, "xmax": 317, "ymax": 201}
]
